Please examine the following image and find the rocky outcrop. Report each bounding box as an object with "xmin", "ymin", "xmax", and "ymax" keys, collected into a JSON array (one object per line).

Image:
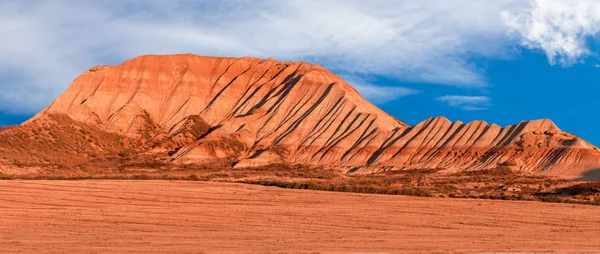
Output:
[
  {"xmin": 351, "ymin": 117, "xmax": 600, "ymax": 178},
  {"xmin": 0, "ymin": 113, "xmax": 139, "ymax": 172},
  {"xmin": 25, "ymin": 54, "xmax": 600, "ymax": 179}
]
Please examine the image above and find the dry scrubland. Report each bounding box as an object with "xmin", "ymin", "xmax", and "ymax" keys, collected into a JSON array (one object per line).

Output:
[
  {"xmin": 0, "ymin": 180, "xmax": 599, "ymax": 253},
  {"xmin": 2, "ymin": 159, "xmax": 600, "ymax": 206}
]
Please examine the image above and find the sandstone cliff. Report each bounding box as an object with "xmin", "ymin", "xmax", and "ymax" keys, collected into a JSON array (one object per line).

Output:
[{"xmin": 20, "ymin": 54, "xmax": 600, "ymax": 178}]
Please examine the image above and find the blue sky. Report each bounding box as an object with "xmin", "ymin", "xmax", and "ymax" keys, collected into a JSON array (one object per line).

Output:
[{"xmin": 1, "ymin": 0, "xmax": 600, "ymax": 145}]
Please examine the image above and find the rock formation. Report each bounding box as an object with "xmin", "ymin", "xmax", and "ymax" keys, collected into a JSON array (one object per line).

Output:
[{"xmin": 17, "ymin": 54, "xmax": 600, "ymax": 178}]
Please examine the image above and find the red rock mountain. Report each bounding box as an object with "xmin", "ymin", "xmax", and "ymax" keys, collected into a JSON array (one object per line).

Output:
[{"xmin": 22, "ymin": 54, "xmax": 600, "ymax": 178}]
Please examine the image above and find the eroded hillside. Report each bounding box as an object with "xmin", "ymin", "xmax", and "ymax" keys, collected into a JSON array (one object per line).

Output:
[{"xmin": 5, "ymin": 54, "xmax": 600, "ymax": 179}]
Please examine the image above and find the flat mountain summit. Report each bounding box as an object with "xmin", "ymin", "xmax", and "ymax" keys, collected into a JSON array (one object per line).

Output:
[{"xmin": 4, "ymin": 54, "xmax": 600, "ymax": 178}]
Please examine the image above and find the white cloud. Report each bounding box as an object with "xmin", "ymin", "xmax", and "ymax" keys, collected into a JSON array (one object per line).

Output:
[
  {"xmin": 0, "ymin": 0, "xmax": 527, "ymax": 115},
  {"xmin": 341, "ymin": 76, "xmax": 419, "ymax": 104},
  {"xmin": 502, "ymin": 0, "xmax": 600, "ymax": 66},
  {"xmin": 436, "ymin": 95, "xmax": 492, "ymax": 111}
]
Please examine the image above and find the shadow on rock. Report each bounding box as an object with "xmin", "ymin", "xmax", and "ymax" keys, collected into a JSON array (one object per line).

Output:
[{"xmin": 574, "ymin": 168, "xmax": 600, "ymax": 181}]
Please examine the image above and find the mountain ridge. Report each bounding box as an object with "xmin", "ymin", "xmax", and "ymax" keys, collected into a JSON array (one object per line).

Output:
[{"xmin": 9, "ymin": 54, "xmax": 600, "ymax": 179}]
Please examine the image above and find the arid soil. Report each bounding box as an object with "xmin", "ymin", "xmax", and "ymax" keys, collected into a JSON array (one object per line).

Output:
[
  {"xmin": 4, "ymin": 163, "xmax": 599, "ymax": 205},
  {"xmin": 1, "ymin": 180, "xmax": 599, "ymax": 253}
]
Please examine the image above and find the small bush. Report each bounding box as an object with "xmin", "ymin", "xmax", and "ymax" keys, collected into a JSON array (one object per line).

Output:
[{"xmin": 133, "ymin": 174, "xmax": 149, "ymax": 180}]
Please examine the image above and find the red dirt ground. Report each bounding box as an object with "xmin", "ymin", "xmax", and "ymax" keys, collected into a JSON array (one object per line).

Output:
[{"xmin": 1, "ymin": 180, "xmax": 599, "ymax": 253}]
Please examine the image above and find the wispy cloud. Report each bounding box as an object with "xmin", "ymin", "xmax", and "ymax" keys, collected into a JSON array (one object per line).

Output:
[
  {"xmin": 502, "ymin": 0, "xmax": 600, "ymax": 66},
  {"xmin": 341, "ymin": 76, "xmax": 419, "ymax": 104},
  {"xmin": 0, "ymin": 0, "xmax": 525, "ymax": 114},
  {"xmin": 436, "ymin": 95, "xmax": 492, "ymax": 111}
]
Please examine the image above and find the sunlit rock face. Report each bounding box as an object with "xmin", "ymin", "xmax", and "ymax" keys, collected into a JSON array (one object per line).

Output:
[{"xmin": 29, "ymin": 54, "xmax": 600, "ymax": 178}]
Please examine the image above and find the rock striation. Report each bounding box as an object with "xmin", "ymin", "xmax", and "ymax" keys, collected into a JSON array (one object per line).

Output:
[{"xmin": 24, "ymin": 54, "xmax": 600, "ymax": 178}]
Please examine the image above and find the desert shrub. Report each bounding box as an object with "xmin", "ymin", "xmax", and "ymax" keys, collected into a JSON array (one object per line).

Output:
[
  {"xmin": 557, "ymin": 182, "xmax": 600, "ymax": 196},
  {"xmin": 539, "ymin": 196, "xmax": 566, "ymax": 203},
  {"xmin": 133, "ymin": 174, "xmax": 149, "ymax": 180},
  {"xmin": 454, "ymin": 167, "xmax": 514, "ymax": 177}
]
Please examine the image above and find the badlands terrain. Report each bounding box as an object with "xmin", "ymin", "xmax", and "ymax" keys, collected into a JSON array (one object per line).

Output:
[
  {"xmin": 1, "ymin": 180, "xmax": 600, "ymax": 253},
  {"xmin": 1, "ymin": 54, "xmax": 600, "ymax": 252},
  {"xmin": 3, "ymin": 54, "xmax": 599, "ymax": 177},
  {"xmin": 0, "ymin": 54, "xmax": 599, "ymax": 205}
]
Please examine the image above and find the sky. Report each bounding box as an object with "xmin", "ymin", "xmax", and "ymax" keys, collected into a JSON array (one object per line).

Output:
[{"xmin": 1, "ymin": 0, "xmax": 600, "ymax": 145}]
